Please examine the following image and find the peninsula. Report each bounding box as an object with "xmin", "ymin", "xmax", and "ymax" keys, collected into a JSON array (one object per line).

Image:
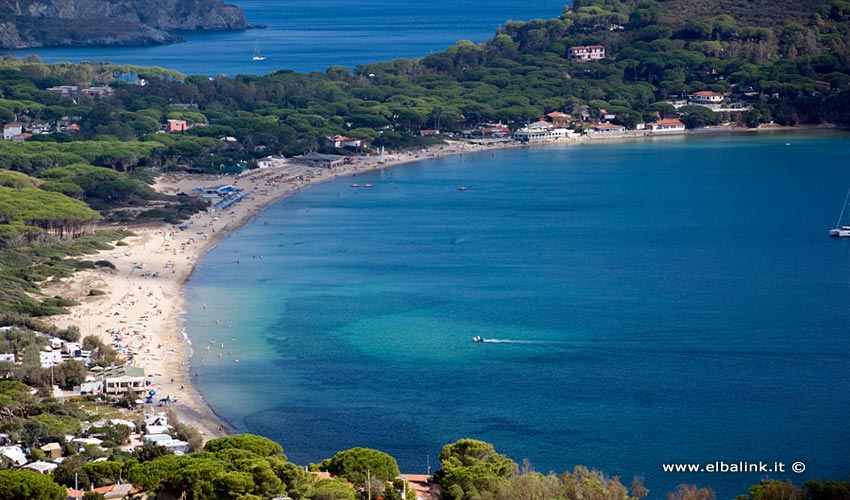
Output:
[{"xmin": 0, "ymin": 0, "xmax": 254, "ymax": 49}]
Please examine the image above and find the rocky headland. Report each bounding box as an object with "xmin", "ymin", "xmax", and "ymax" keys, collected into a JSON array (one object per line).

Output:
[{"xmin": 0, "ymin": 0, "xmax": 256, "ymax": 49}]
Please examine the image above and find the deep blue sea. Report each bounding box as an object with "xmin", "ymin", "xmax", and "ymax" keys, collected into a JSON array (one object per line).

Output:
[
  {"xmin": 2, "ymin": 0, "xmax": 565, "ymax": 75},
  {"xmin": 185, "ymin": 132, "xmax": 850, "ymax": 499}
]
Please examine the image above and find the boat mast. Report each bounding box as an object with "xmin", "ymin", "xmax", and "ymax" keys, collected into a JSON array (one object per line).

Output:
[{"xmin": 837, "ymin": 188, "xmax": 850, "ymax": 228}]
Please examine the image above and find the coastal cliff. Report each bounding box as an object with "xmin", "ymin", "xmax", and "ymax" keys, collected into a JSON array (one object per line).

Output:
[{"xmin": 0, "ymin": 0, "xmax": 253, "ymax": 49}]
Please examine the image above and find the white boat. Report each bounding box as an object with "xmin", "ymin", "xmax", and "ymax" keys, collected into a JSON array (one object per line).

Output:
[
  {"xmin": 830, "ymin": 226, "xmax": 850, "ymax": 237},
  {"xmin": 472, "ymin": 336, "xmax": 484, "ymax": 342},
  {"xmin": 252, "ymin": 41, "xmax": 266, "ymax": 61},
  {"xmin": 829, "ymin": 188, "xmax": 850, "ymax": 237}
]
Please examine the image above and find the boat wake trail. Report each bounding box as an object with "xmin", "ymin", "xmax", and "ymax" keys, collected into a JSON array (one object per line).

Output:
[{"xmin": 481, "ymin": 339, "xmax": 563, "ymax": 344}]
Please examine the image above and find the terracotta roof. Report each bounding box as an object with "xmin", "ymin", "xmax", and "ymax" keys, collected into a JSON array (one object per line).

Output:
[
  {"xmin": 693, "ymin": 90, "xmax": 723, "ymax": 96},
  {"xmin": 66, "ymin": 484, "xmax": 142, "ymax": 500},
  {"xmin": 649, "ymin": 118, "xmax": 685, "ymax": 126}
]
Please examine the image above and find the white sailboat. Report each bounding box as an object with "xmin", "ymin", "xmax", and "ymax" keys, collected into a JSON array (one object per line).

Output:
[
  {"xmin": 829, "ymin": 188, "xmax": 850, "ymax": 237},
  {"xmin": 252, "ymin": 41, "xmax": 266, "ymax": 61}
]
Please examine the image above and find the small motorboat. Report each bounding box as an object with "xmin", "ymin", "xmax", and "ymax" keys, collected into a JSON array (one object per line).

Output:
[
  {"xmin": 457, "ymin": 186, "xmax": 468, "ymax": 191},
  {"xmin": 472, "ymin": 336, "xmax": 484, "ymax": 342},
  {"xmin": 351, "ymin": 183, "xmax": 360, "ymax": 188},
  {"xmin": 364, "ymin": 183, "xmax": 373, "ymax": 188}
]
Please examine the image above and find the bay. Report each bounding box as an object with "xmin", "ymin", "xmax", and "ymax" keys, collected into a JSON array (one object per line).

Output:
[
  {"xmin": 1, "ymin": 0, "xmax": 565, "ymax": 76},
  {"xmin": 185, "ymin": 131, "xmax": 850, "ymax": 499}
]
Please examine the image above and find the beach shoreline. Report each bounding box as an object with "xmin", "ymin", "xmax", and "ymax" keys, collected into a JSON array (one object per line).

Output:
[
  {"xmin": 45, "ymin": 138, "xmax": 532, "ymax": 441},
  {"xmin": 44, "ymin": 124, "xmax": 833, "ymax": 443}
]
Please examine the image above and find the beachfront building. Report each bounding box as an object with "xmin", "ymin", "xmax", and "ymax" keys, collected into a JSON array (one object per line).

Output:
[
  {"xmin": 514, "ymin": 121, "xmax": 575, "ymax": 143},
  {"xmin": 293, "ymin": 152, "xmax": 345, "ymax": 168},
  {"xmin": 257, "ymin": 155, "xmax": 288, "ymax": 168},
  {"xmin": 647, "ymin": 118, "xmax": 686, "ymax": 133},
  {"xmin": 568, "ymin": 45, "xmax": 605, "ymax": 62},
  {"xmin": 480, "ymin": 124, "xmax": 512, "ymax": 138},
  {"xmin": 99, "ymin": 365, "xmax": 146, "ymax": 395},
  {"xmin": 587, "ymin": 122, "xmax": 627, "ymax": 135},
  {"xmin": 688, "ymin": 91, "xmax": 725, "ymax": 108}
]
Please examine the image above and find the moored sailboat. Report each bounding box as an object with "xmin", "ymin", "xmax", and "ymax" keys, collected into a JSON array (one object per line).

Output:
[
  {"xmin": 252, "ymin": 41, "xmax": 266, "ymax": 61},
  {"xmin": 829, "ymin": 188, "xmax": 850, "ymax": 237}
]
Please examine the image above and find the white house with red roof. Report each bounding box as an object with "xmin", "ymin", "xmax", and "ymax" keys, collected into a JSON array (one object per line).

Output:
[
  {"xmin": 689, "ymin": 91, "xmax": 725, "ymax": 108},
  {"xmin": 3, "ymin": 122, "xmax": 22, "ymax": 140},
  {"xmin": 647, "ymin": 118, "xmax": 686, "ymax": 133},
  {"xmin": 326, "ymin": 135, "xmax": 362, "ymax": 148}
]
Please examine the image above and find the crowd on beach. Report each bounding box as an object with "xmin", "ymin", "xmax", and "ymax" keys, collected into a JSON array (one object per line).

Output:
[{"xmin": 47, "ymin": 138, "xmax": 573, "ymax": 439}]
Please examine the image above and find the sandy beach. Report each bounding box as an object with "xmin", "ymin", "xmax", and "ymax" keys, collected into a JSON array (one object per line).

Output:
[
  {"xmin": 44, "ymin": 139, "xmax": 526, "ymax": 441},
  {"xmin": 41, "ymin": 123, "xmax": 816, "ymax": 441}
]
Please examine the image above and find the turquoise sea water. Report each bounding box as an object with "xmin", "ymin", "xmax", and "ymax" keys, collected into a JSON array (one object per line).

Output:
[
  {"xmin": 2, "ymin": 0, "xmax": 565, "ymax": 75},
  {"xmin": 185, "ymin": 132, "xmax": 850, "ymax": 499}
]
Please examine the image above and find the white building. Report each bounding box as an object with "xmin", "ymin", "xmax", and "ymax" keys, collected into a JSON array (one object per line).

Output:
[
  {"xmin": 40, "ymin": 350, "xmax": 63, "ymax": 368},
  {"xmin": 145, "ymin": 433, "xmax": 173, "ymax": 445},
  {"xmin": 71, "ymin": 437, "xmax": 104, "ymax": 452},
  {"xmin": 326, "ymin": 135, "xmax": 363, "ymax": 148},
  {"xmin": 647, "ymin": 118, "xmax": 686, "ymax": 133},
  {"xmin": 22, "ymin": 461, "xmax": 58, "ymax": 474},
  {"xmin": 257, "ymin": 155, "xmax": 288, "ymax": 169},
  {"xmin": 514, "ymin": 121, "xmax": 575, "ymax": 142},
  {"xmin": 568, "ymin": 45, "xmax": 605, "ymax": 62},
  {"xmin": 159, "ymin": 439, "xmax": 191, "ymax": 454},
  {"xmin": 99, "ymin": 365, "xmax": 146, "ymax": 395},
  {"xmin": 146, "ymin": 425, "xmax": 171, "ymax": 435},
  {"xmin": 3, "ymin": 123, "xmax": 22, "ymax": 140},
  {"xmin": 587, "ymin": 122, "xmax": 627, "ymax": 135},
  {"xmin": 689, "ymin": 91, "xmax": 725, "ymax": 108},
  {"xmin": 0, "ymin": 445, "xmax": 28, "ymax": 466}
]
